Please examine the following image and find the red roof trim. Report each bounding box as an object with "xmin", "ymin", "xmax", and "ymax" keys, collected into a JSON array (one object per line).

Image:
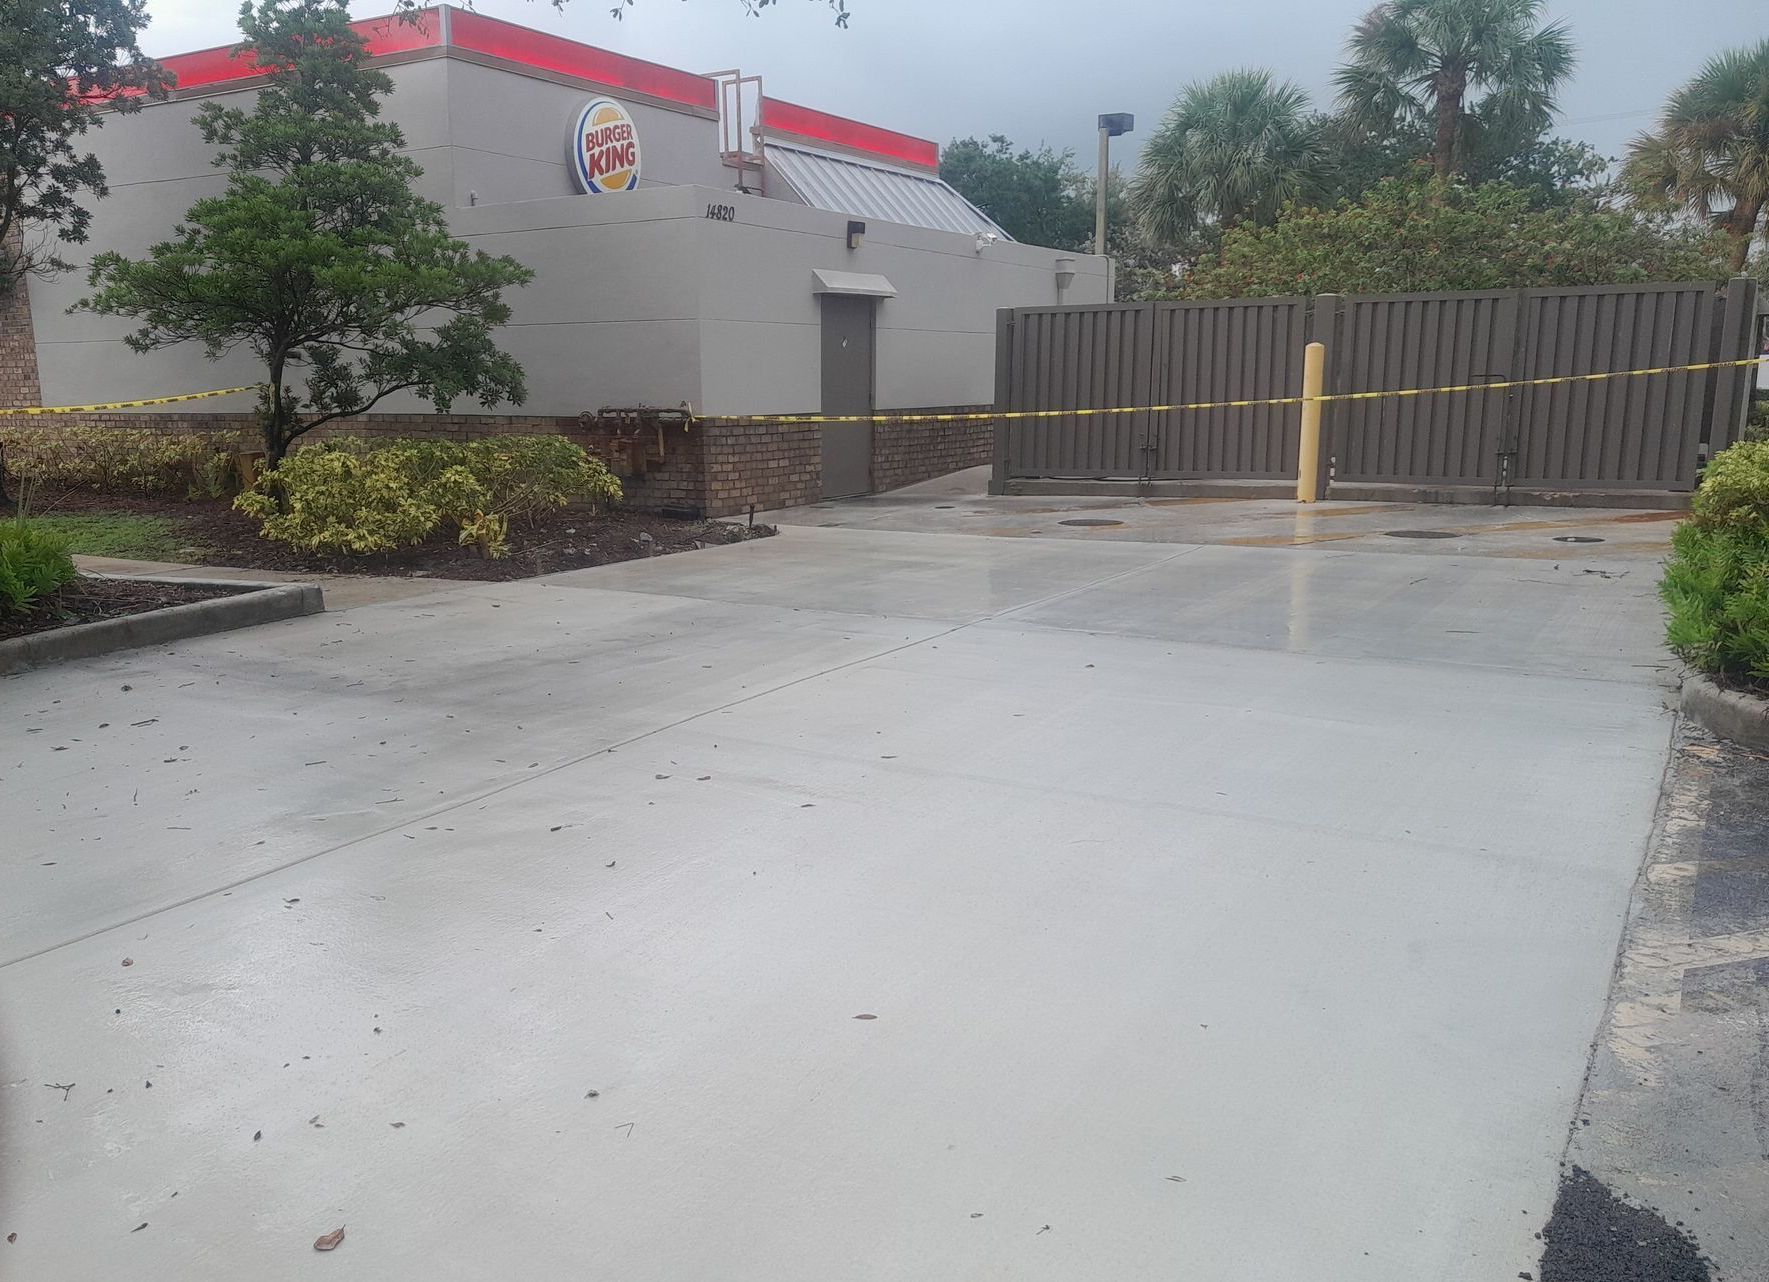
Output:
[
  {"xmin": 124, "ymin": 14, "xmax": 440, "ymax": 97},
  {"xmin": 446, "ymin": 9, "xmax": 715, "ymax": 111},
  {"xmin": 129, "ymin": 8, "xmax": 933, "ymax": 171},
  {"xmin": 761, "ymin": 98, "xmax": 939, "ymax": 171}
]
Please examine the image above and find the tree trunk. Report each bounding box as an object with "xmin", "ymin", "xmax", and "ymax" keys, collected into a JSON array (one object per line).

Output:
[
  {"xmin": 264, "ymin": 358, "xmax": 288, "ymax": 467},
  {"xmin": 1725, "ymin": 199, "xmax": 1764, "ymax": 272},
  {"xmin": 1433, "ymin": 67, "xmax": 1467, "ymax": 179}
]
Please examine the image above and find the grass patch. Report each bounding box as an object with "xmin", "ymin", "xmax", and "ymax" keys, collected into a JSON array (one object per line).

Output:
[{"xmin": 22, "ymin": 512, "xmax": 199, "ymax": 561}]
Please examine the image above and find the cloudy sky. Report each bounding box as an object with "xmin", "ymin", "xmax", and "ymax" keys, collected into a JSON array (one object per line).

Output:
[{"xmin": 138, "ymin": 0, "xmax": 1763, "ymax": 169}]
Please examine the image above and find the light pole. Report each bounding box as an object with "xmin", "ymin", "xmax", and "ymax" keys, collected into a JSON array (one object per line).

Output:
[{"xmin": 1095, "ymin": 112, "xmax": 1133, "ymax": 257}]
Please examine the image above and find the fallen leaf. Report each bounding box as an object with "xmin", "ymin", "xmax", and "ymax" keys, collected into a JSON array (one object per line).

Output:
[
  {"xmin": 853, "ymin": 1013, "xmax": 877, "ymax": 1020},
  {"xmin": 1166, "ymin": 1175, "xmax": 1187, "ymax": 1183},
  {"xmin": 121, "ymin": 958, "xmax": 133, "ymax": 968},
  {"xmin": 389, "ymin": 1122, "xmax": 405, "ymax": 1129},
  {"xmin": 7, "ymin": 1233, "xmax": 16, "ymax": 1243},
  {"xmin": 313, "ymin": 1226, "xmax": 345, "ymax": 1252},
  {"xmin": 253, "ymin": 1130, "xmax": 262, "ymax": 1142},
  {"xmin": 584, "ymin": 1090, "xmax": 599, "ymax": 1099},
  {"xmin": 131, "ymin": 1223, "xmax": 148, "ymax": 1233}
]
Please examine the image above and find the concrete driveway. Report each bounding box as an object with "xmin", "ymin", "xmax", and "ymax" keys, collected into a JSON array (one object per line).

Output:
[{"xmin": 1, "ymin": 499, "xmax": 1677, "ymax": 1279}]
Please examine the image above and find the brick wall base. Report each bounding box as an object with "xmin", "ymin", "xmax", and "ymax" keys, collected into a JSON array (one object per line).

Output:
[
  {"xmin": 0, "ymin": 405, "xmax": 994, "ymax": 519},
  {"xmin": 872, "ymin": 416, "xmax": 993, "ymax": 493}
]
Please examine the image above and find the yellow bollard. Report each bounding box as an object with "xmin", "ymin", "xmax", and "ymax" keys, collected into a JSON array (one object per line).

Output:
[{"xmin": 1296, "ymin": 340, "xmax": 1326, "ymax": 503}]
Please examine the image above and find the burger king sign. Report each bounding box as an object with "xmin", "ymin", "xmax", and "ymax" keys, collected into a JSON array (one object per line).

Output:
[{"xmin": 571, "ymin": 98, "xmax": 642, "ymax": 194}]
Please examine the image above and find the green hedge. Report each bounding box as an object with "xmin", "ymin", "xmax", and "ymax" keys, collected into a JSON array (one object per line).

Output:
[{"xmin": 1662, "ymin": 440, "xmax": 1769, "ymax": 689}]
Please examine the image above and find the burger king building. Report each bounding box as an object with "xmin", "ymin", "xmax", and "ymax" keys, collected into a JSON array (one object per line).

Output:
[{"xmin": 1, "ymin": 7, "xmax": 1113, "ymax": 514}]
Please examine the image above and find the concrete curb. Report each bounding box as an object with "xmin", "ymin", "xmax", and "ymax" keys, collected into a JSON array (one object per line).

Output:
[
  {"xmin": 1680, "ymin": 674, "xmax": 1769, "ymax": 752},
  {"xmin": 0, "ymin": 579, "xmax": 324, "ymax": 676}
]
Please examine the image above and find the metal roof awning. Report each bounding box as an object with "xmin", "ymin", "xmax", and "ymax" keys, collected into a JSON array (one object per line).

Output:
[
  {"xmin": 765, "ymin": 143, "xmax": 1010, "ymax": 240},
  {"xmin": 811, "ymin": 269, "xmax": 897, "ymax": 297}
]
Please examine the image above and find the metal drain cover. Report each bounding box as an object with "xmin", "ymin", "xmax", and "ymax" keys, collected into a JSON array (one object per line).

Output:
[
  {"xmin": 1553, "ymin": 535, "xmax": 1605, "ymax": 544},
  {"xmin": 1385, "ymin": 529, "xmax": 1460, "ymax": 539},
  {"xmin": 1059, "ymin": 518, "xmax": 1125, "ymax": 528}
]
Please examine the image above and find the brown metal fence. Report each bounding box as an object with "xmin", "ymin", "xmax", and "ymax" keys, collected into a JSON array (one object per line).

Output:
[
  {"xmin": 994, "ymin": 278, "xmax": 1761, "ymax": 500},
  {"xmin": 994, "ymin": 298, "xmax": 1307, "ymax": 482}
]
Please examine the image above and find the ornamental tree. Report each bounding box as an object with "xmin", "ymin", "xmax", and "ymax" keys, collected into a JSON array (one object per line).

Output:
[
  {"xmin": 77, "ymin": 0, "xmax": 533, "ymax": 465},
  {"xmin": 0, "ymin": 0, "xmax": 170, "ymax": 288}
]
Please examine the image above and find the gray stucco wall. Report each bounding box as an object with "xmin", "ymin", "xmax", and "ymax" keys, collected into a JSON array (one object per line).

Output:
[
  {"xmin": 442, "ymin": 59, "xmax": 727, "ymax": 206},
  {"xmin": 21, "ymin": 53, "xmax": 1109, "ymax": 419},
  {"xmin": 449, "ymin": 184, "xmax": 1108, "ymax": 417},
  {"xmin": 690, "ymin": 191, "xmax": 1109, "ymax": 415}
]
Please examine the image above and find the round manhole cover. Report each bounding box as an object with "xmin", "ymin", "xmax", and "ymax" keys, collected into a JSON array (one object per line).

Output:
[
  {"xmin": 1385, "ymin": 529, "xmax": 1460, "ymax": 539},
  {"xmin": 1059, "ymin": 518, "xmax": 1126, "ymax": 528},
  {"xmin": 1553, "ymin": 535, "xmax": 1605, "ymax": 544}
]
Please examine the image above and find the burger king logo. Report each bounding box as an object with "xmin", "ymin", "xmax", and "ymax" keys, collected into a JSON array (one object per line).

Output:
[{"xmin": 571, "ymin": 98, "xmax": 642, "ymax": 194}]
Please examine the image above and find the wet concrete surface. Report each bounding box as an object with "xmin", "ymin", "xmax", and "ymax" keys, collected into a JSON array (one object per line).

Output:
[
  {"xmin": 1, "ymin": 509, "xmax": 1682, "ymax": 1279},
  {"xmin": 765, "ymin": 465, "xmax": 1683, "ymax": 563},
  {"xmin": 1558, "ymin": 727, "xmax": 1769, "ymax": 1281}
]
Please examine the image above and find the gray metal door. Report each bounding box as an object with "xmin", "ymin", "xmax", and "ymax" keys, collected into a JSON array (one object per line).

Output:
[{"xmin": 820, "ymin": 295, "xmax": 875, "ymax": 498}]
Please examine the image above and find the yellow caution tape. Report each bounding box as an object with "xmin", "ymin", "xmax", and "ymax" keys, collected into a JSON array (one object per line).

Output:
[
  {"xmin": 706, "ymin": 355, "xmax": 1769, "ymax": 427},
  {"xmin": 5, "ymin": 351, "xmax": 1764, "ymax": 424},
  {"xmin": 1, "ymin": 385, "xmax": 260, "ymax": 415}
]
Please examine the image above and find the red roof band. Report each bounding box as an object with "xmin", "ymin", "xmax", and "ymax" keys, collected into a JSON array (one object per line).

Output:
[
  {"xmin": 120, "ymin": 6, "xmax": 936, "ymax": 172},
  {"xmin": 761, "ymin": 97, "xmax": 939, "ymax": 171}
]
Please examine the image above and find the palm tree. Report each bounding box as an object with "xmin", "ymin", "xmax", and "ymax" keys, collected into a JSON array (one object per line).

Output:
[
  {"xmin": 1128, "ymin": 70, "xmax": 1325, "ymax": 249},
  {"xmin": 1334, "ymin": 0, "xmax": 1574, "ymax": 180},
  {"xmin": 1623, "ymin": 39, "xmax": 1769, "ymax": 273}
]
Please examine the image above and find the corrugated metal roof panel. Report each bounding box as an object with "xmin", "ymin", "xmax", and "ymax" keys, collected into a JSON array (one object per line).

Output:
[{"xmin": 764, "ymin": 143, "xmax": 1011, "ymax": 241}]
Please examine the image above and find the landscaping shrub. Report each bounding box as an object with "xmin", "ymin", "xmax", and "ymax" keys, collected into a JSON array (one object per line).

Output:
[
  {"xmin": 1745, "ymin": 397, "xmax": 1768, "ymax": 443},
  {"xmin": 234, "ymin": 445, "xmax": 487, "ymax": 556},
  {"xmin": 461, "ymin": 436, "xmax": 621, "ymax": 521},
  {"xmin": 234, "ymin": 436, "xmax": 620, "ymax": 556},
  {"xmin": 0, "ymin": 427, "xmax": 242, "ymax": 497},
  {"xmin": 1662, "ymin": 440, "xmax": 1769, "ymax": 689},
  {"xmin": 0, "ymin": 520, "xmax": 78, "ymax": 615}
]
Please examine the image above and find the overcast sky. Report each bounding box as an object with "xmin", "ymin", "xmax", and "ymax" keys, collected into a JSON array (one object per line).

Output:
[{"xmin": 139, "ymin": 0, "xmax": 1764, "ymax": 170}]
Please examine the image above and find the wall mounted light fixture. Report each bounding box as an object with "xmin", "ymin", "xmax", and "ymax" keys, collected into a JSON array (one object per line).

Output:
[{"xmin": 846, "ymin": 220, "xmax": 866, "ymax": 251}]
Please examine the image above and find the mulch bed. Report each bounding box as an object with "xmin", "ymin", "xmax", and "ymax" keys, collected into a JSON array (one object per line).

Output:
[
  {"xmin": 25, "ymin": 489, "xmax": 776, "ymax": 581},
  {"xmin": 0, "ymin": 576, "xmax": 243, "ymax": 643}
]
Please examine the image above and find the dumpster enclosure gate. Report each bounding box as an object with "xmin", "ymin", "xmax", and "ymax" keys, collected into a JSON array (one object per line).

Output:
[{"xmin": 991, "ymin": 279, "xmax": 1761, "ymax": 502}]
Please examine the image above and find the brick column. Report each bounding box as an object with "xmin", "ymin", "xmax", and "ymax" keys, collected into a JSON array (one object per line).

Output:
[{"xmin": 0, "ymin": 256, "xmax": 43, "ymax": 410}]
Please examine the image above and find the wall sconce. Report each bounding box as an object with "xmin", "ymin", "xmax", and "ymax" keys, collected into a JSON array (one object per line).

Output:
[
  {"xmin": 974, "ymin": 231, "xmax": 1000, "ymax": 255},
  {"xmin": 846, "ymin": 220, "xmax": 866, "ymax": 251},
  {"xmin": 1054, "ymin": 257, "xmax": 1077, "ymax": 291}
]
